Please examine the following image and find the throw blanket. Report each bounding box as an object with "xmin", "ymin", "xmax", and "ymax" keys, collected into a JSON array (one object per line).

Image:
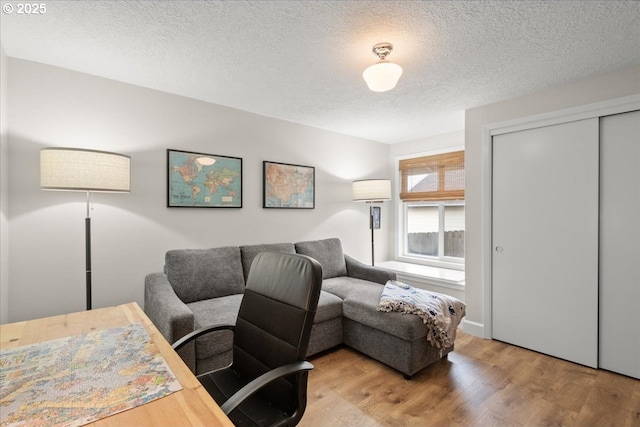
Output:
[{"xmin": 378, "ymin": 280, "xmax": 466, "ymax": 353}]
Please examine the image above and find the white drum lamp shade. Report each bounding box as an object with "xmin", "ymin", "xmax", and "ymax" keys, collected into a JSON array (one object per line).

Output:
[
  {"xmin": 41, "ymin": 148, "xmax": 130, "ymax": 192},
  {"xmin": 352, "ymin": 179, "xmax": 391, "ymax": 202}
]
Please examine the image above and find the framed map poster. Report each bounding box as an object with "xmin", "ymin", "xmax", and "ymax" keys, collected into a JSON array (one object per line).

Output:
[
  {"xmin": 167, "ymin": 149, "xmax": 242, "ymax": 208},
  {"xmin": 263, "ymin": 161, "xmax": 315, "ymax": 209}
]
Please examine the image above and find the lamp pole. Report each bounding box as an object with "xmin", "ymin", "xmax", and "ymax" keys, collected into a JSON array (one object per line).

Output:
[
  {"xmin": 369, "ymin": 204, "xmax": 375, "ymax": 266},
  {"xmin": 85, "ymin": 192, "xmax": 92, "ymax": 310}
]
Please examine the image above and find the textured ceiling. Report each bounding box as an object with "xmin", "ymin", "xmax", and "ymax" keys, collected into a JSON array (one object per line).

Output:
[{"xmin": 1, "ymin": 1, "xmax": 639, "ymax": 143}]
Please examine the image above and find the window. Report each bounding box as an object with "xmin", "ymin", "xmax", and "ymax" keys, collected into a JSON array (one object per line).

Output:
[
  {"xmin": 399, "ymin": 151, "xmax": 465, "ymax": 265},
  {"xmin": 405, "ymin": 202, "xmax": 465, "ymax": 258}
]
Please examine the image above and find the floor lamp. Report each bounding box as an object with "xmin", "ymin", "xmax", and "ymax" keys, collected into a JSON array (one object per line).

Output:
[
  {"xmin": 352, "ymin": 179, "xmax": 391, "ymax": 266},
  {"xmin": 40, "ymin": 148, "xmax": 131, "ymax": 310}
]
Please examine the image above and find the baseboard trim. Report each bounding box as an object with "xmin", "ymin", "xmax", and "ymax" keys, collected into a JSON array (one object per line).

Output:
[{"xmin": 462, "ymin": 320, "xmax": 485, "ymax": 338}]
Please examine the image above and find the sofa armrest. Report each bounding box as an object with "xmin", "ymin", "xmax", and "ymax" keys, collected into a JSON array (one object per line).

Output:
[
  {"xmin": 144, "ymin": 272, "xmax": 195, "ymax": 342},
  {"xmin": 344, "ymin": 254, "xmax": 397, "ymax": 285},
  {"xmin": 144, "ymin": 272, "xmax": 197, "ymax": 372}
]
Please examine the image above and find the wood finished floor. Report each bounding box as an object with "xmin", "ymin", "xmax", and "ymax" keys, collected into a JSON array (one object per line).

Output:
[{"xmin": 300, "ymin": 330, "xmax": 640, "ymax": 427}]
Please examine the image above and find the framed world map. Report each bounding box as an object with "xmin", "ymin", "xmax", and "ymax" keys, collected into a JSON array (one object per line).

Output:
[
  {"xmin": 167, "ymin": 149, "xmax": 242, "ymax": 208},
  {"xmin": 263, "ymin": 161, "xmax": 315, "ymax": 209}
]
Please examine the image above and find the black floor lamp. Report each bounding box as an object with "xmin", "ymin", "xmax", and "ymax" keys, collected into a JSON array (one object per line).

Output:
[
  {"xmin": 40, "ymin": 148, "xmax": 131, "ymax": 310},
  {"xmin": 352, "ymin": 179, "xmax": 391, "ymax": 266}
]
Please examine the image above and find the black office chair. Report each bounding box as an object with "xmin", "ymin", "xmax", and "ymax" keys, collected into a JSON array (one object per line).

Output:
[{"xmin": 173, "ymin": 251, "xmax": 323, "ymax": 426}]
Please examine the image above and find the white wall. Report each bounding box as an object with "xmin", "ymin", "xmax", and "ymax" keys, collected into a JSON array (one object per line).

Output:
[
  {"xmin": 5, "ymin": 58, "xmax": 392, "ymax": 322},
  {"xmin": 0, "ymin": 46, "xmax": 9, "ymax": 323},
  {"xmin": 389, "ymin": 130, "xmax": 464, "ymax": 159},
  {"xmin": 464, "ymin": 65, "xmax": 640, "ymax": 337}
]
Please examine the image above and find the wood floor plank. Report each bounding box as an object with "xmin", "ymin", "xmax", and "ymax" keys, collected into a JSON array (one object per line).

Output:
[{"xmin": 300, "ymin": 330, "xmax": 640, "ymax": 427}]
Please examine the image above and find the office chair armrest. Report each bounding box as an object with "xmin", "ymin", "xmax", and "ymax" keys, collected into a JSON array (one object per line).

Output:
[
  {"xmin": 221, "ymin": 361, "xmax": 314, "ymax": 415},
  {"xmin": 172, "ymin": 324, "xmax": 235, "ymax": 351}
]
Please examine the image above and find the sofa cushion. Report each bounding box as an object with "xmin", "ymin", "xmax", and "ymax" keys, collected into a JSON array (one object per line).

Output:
[
  {"xmin": 315, "ymin": 290, "xmax": 343, "ymax": 323},
  {"xmin": 188, "ymin": 295, "xmax": 243, "ymax": 359},
  {"xmin": 239, "ymin": 243, "xmax": 296, "ymax": 282},
  {"xmin": 295, "ymin": 238, "xmax": 347, "ymax": 279},
  {"xmin": 342, "ymin": 288, "xmax": 429, "ymax": 342},
  {"xmin": 321, "ymin": 276, "xmax": 379, "ymax": 300},
  {"xmin": 166, "ymin": 247, "xmax": 244, "ymax": 303}
]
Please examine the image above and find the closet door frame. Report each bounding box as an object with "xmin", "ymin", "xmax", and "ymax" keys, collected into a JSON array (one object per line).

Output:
[
  {"xmin": 480, "ymin": 94, "xmax": 640, "ymax": 339},
  {"xmin": 599, "ymin": 110, "xmax": 640, "ymax": 378}
]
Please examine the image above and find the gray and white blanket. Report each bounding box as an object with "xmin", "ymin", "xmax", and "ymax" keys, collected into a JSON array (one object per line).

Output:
[{"xmin": 378, "ymin": 280, "xmax": 466, "ymax": 352}]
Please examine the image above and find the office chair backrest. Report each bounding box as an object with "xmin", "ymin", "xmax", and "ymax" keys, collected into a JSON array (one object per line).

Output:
[{"xmin": 232, "ymin": 251, "xmax": 323, "ymax": 414}]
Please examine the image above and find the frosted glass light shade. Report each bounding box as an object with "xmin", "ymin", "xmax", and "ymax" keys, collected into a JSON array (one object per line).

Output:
[
  {"xmin": 352, "ymin": 179, "xmax": 391, "ymax": 202},
  {"xmin": 362, "ymin": 61, "xmax": 403, "ymax": 92},
  {"xmin": 41, "ymin": 148, "xmax": 130, "ymax": 192}
]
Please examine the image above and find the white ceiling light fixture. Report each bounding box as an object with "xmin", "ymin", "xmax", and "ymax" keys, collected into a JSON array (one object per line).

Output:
[{"xmin": 362, "ymin": 42, "xmax": 403, "ymax": 92}]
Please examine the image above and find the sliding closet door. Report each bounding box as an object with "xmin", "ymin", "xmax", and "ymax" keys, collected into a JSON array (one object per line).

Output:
[
  {"xmin": 492, "ymin": 118, "xmax": 599, "ymax": 368},
  {"xmin": 599, "ymin": 110, "xmax": 640, "ymax": 379}
]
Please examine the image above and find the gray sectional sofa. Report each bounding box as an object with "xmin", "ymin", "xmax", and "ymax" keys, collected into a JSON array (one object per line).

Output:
[{"xmin": 144, "ymin": 238, "xmax": 453, "ymax": 378}]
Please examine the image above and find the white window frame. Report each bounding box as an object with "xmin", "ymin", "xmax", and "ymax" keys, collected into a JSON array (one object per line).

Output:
[{"xmin": 395, "ymin": 147, "xmax": 465, "ymax": 271}]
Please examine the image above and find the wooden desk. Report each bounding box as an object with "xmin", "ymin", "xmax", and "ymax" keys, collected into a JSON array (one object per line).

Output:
[{"xmin": 0, "ymin": 302, "xmax": 233, "ymax": 427}]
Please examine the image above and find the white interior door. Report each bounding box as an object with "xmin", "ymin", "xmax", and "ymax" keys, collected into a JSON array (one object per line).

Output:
[
  {"xmin": 599, "ymin": 110, "xmax": 640, "ymax": 379},
  {"xmin": 492, "ymin": 118, "xmax": 599, "ymax": 368}
]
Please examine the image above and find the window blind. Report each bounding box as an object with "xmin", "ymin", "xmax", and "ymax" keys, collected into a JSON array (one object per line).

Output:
[{"xmin": 399, "ymin": 150, "xmax": 464, "ymax": 201}]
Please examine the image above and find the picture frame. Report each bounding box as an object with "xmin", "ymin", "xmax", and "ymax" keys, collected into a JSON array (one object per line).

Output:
[
  {"xmin": 371, "ymin": 206, "xmax": 381, "ymax": 229},
  {"xmin": 263, "ymin": 161, "xmax": 315, "ymax": 209},
  {"xmin": 167, "ymin": 149, "xmax": 242, "ymax": 208}
]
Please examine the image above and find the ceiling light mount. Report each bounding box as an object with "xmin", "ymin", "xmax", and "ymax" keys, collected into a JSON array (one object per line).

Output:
[
  {"xmin": 363, "ymin": 42, "xmax": 403, "ymax": 92},
  {"xmin": 372, "ymin": 42, "xmax": 393, "ymax": 61}
]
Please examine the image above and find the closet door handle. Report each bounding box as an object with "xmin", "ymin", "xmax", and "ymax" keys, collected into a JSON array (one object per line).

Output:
[{"xmin": 495, "ymin": 246, "xmax": 504, "ymax": 253}]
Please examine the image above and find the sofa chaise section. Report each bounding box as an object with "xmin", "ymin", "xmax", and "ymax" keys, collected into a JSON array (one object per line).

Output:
[{"xmin": 295, "ymin": 239, "xmax": 452, "ymax": 378}]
